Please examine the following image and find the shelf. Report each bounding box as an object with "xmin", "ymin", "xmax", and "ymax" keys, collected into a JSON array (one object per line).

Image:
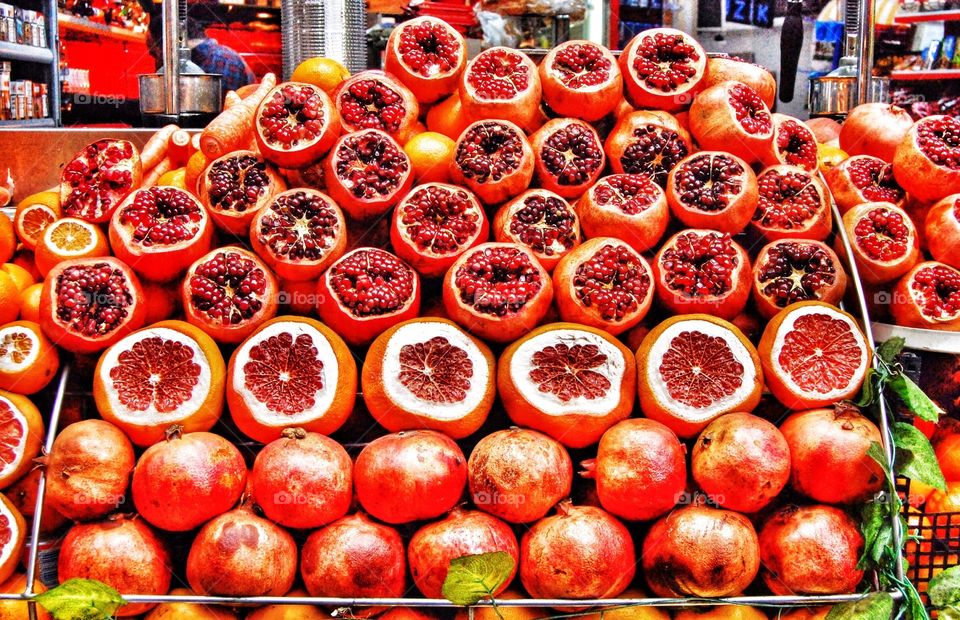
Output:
[
  {"xmin": 893, "ymin": 8, "xmax": 960, "ymax": 22},
  {"xmin": 890, "ymin": 68, "xmax": 960, "ymax": 80},
  {"xmin": 0, "ymin": 41, "xmax": 53, "ymax": 63},
  {"xmin": 58, "ymin": 13, "xmax": 146, "ymax": 43},
  {"xmin": 0, "ymin": 118, "xmax": 56, "ymax": 127}
]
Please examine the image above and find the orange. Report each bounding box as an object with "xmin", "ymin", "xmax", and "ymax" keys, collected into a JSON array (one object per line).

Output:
[
  {"xmin": 404, "ymin": 131, "xmax": 456, "ymax": 183},
  {"xmin": 9, "ymin": 248, "xmax": 39, "ymax": 282},
  {"xmin": 817, "ymin": 143, "xmax": 848, "ymax": 174},
  {"xmin": 0, "ymin": 495, "xmax": 25, "ymax": 589},
  {"xmin": 290, "ymin": 57, "xmax": 351, "ymax": 96},
  {"xmin": 34, "ymin": 217, "xmax": 109, "ymax": 276},
  {"xmin": 566, "ymin": 590, "xmax": 670, "ymax": 620},
  {"xmin": 675, "ymin": 607, "xmax": 767, "ymax": 620},
  {"xmin": 141, "ymin": 281, "xmax": 179, "ymax": 324},
  {"xmin": 0, "ymin": 321, "xmax": 59, "ymax": 395},
  {"xmin": 156, "ymin": 167, "xmax": 188, "ymax": 190},
  {"xmin": 927, "ymin": 481, "xmax": 960, "ymax": 539},
  {"xmin": 244, "ymin": 589, "xmax": 327, "ymax": 619},
  {"xmin": 0, "ymin": 214, "xmax": 13, "ymax": 265},
  {"xmin": 0, "ymin": 572, "xmax": 50, "ymax": 620},
  {"xmin": 13, "ymin": 203, "xmax": 58, "ymax": 251},
  {"xmin": 776, "ymin": 608, "xmax": 832, "ymax": 620},
  {"xmin": 0, "ymin": 264, "xmax": 30, "ymax": 293},
  {"xmin": 0, "ymin": 272, "xmax": 18, "ymax": 326},
  {"xmin": 17, "ymin": 284, "xmax": 41, "ymax": 324},
  {"xmin": 144, "ymin": 588, "xmax": 237, "ymax": 619},
  {"xmin": 0, "ymin": 390, "xmax": 44, "ymax": 490},
  {"xmin": 936, "ymin": 432, "xmax": 960, "ymax": 482},
  {"xmin": 426, "ymin": 91, "xmax": 471, "ymax": 140},
  {"xmin": 454, "ymin": 590, "xmax": 550, "ymax": 620},
  {"xmin": 184, "ymin": 150, "xmax": 209, "ymax": 196}
]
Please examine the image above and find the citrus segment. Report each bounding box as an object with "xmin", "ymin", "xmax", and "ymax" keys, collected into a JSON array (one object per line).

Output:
[
  {"xmin": 13, "ymin": 204, "xmax": 57, "ymax": 250},
  {"xmin": 0, "ymin": 321, "xmax": 59, "ymax": 395},
  {"xmin": 0, "ymin": 494, "xmax": 25, "ymax": 585},
  {"xmin": 0, "ymin": 391, "xmax": 43, "ymax": 490},
  {"xmin": 35, "ymin": 217, "xmax": 109, "ymax": 276}
]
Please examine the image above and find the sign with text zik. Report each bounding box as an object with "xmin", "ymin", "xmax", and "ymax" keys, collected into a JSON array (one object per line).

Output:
[{"xmin": 726, "ymin": 0, "xmax": 774, "ymax": 27}]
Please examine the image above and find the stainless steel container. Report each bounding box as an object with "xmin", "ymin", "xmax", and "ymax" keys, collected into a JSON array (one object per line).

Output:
[
  {"xmin": 281, "ymin": 0, "xmax": 366, "ymax": 79},
  {"xmin": 807, "ymin": 75, "xmax": 890, "ymax": 117},
  {"xmin": 138, "ymin": 73, "xmax": 222, "ymax": 115}
]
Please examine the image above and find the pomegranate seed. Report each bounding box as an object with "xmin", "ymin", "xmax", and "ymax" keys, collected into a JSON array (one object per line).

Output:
[
  {"xmin": 854, "ymin": 206, "xmax": 911, "ymax": 261},
  {"xmin": 673, "ymin": 153, "xmax": 744, "ymax": 212},
  {"xmin": 339, "ymin": 77, "xmax": 407, "ymax": 133},
  {"xmin": 915, "ymin": 116, "xmax": 960, "ymax": 169},
  {"xmin": 333, "ymin": 131, "xmax": 410, "ymax": 200},
  {"xmin": 257, "ymin": 190, "xmax": 341, "ymax": 261},
  {"xmin": 398, "ymin": 185, "xmax": 481, "ymax": 254},
  {"xmin": 509, "ymin": 193, "xmax": 578, "ymax": 256},
  {"xmin": 455, "ymin": 122, "xmax": 525, "ymax": 183},
  {"xmin": 55, "ymin": 263, "xmax": 132, "ymax": 335},
  {"xmin": 539, "ymin": 122, "xmax": 603, "ymax": 187},
  {"xmin": 911, "ymin": 264, "xmax": 960, "ymax": 318},
  {"xmin": 397, "ymin": 20, "xmax": 460, "ymax": 78},
  {"xmin": 592, "ymin": 175, "xmax": 660, "ymax": 215},
  {"xmin": 119, "ymin": 187, "xmax": 202, "ymax": 246},
  {"xmin": 574, "ymin": 243, "xmax": 650, "ymax": 321},
  {"xmin": 207, "ymin": 154, "xmax": 274, "ymax": 213},
  {"xmin": 621, "ymin": 125, "xmax": 689, "ymax": 187},
  {"xmin": 327, "ymin": 249, "xmax": 414, "ymax": 317},
  {"xmin": 258, "ymin": 84, "xmax": 327, "ymax": 150},
  {"xmin": 550, "ymin": 42, "xmax": 611, "ymax": 88},
  {"xmin": 189, "ymin": 251, "xmax": 267, "ymax": 324},
  {"xmin": 754, "ymin": 169, "xmax": 822, "ymax": 229},
  {"xmin": 728, "ymin": 83, "xmax": 772, "ymax": 135},
  {"xmin": 632, "ymin": 32, "xmax": 700, "ymax": 92},
  {"xmin": 757, "ymin": 241, "xmax": 839, "ymax": 309},
  {"xmin": 660, "ymin": 231, "xmax": 739, "ymax": 297},
  {"xmin": 455, "ymin": 246, "xmax": 543, "ymax": 316},
  {"xmin": 466, "ymin": 48, "xmax": 531, "ymax": 100}
]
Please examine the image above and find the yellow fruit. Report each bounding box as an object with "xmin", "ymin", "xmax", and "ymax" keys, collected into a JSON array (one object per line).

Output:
[
  {"xmin": 404, "ymin": 131, "xmax": 456, "ymax": 184},
  {"xmin": 291, "ymin": 58, "xmax": 351, "ymax": 96}
]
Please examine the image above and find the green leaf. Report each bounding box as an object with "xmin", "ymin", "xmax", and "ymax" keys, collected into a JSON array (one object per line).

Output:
[
  {"xmin": 441, "ymin": 551, "xmax": 516, "ymax": 606},
  {"xmin": 855, "ymin": 369, "xmax": 879, "ymax": 407},
  {"xmin": 867, "ymin": 441, "xmax": 895, "ymax": 487},
  {"xmin": 35, "ymin": 578, "xmax": 125, "ymax": 620},
  {"xmin": 904, "ymin": 581, "xmax": 931, "ymax": 620},
  {"xmin": 825, "ymin": 592, "xmax": 895, "ymax": 620},
  {"xmin": 889, "ymin": 374, "xmax": 944, "ymax": 423},
  {"xmin": 893, "ymin": 422, "xmax": 948, "ymax": 492},
  {"xmin": 929, "ymin": 565, "xmax": 960, "ymax": 608},
  {"xmin": 877, "ymin": 337, "xmax": 906, "ymax": 365},
  {"xmin": 859, "ymin": 500, "xmax": 892, "ymax": 569},
  {"xmin": 941, "ymin": 607, "xmax": 960, "ymax": 620}
]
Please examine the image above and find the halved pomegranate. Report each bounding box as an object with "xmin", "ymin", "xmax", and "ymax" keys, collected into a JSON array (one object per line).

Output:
[
  {"xmin": 39, "ymin": 257, "xmax": 146, "ymax": 354},
  {"xmin": 254, "ymin": 82, "xmax": 341, "ymax": 168},
  {"xmin": 840, "ymin": 103, "xmax": 913, "ymax": 163},
  {"xmin": 576, "ymin": 174, "xmax": 669, "ymax": 252},
  {"xmin": 529, "ymin": 118, "xmax": 605, "ymax": 199},
  {"xmin": 384, "ymin": 16, "xmax": 466, "ymax": 104},
  {"xmin": 604, "ymin": 110, "xmax": 693, "ymax": 187},
  {"xmin": 619, "ymin": 28, "xmax": 707, "ymax": 111},
  {"xmin": 60, "ymin": 139, "xmax": 142, "ymax": 223},
  {"xmin": 181, "ymin": 246, "xmax": 279, "ymax": 344},
  {"xmin": 894, "ymin": 115, "xmax": 960, "ymax": 204},
  {"xmin": 493, "ymin": 189, "xmax": 581, "ymax": 272},
  {"xmin": 249, "ymin": 188, "xmax": 347, "ymax": 281},
  {"xmin": 317, "ymin": 247, "xmax": 421, "ymax": 346},
  {"xmin": 752, "ymin": 239, "xmax": 848, "ymax": 319},
  {"xmin": 690, "ymin": 81, "xmax": 774, "ymax": 164},
  {"xmin": 750, "ymin": 165, "xmax": 832, "ymax": 242},
  {"xmin": 450, "ymin": 120, "xmax": 534, "ymax": 206},
  {"xmin": 442, "ymin": 242, "xmax": 553, "ymax": 343},
  {"xmin": 763, "ymin": 114, "xmax": 819, "ymax": 172},
  {"xmin": 334, "ymin": 70, "xmax": 420, "ymax": 145},
  {"xmin": 459, "ymin": 46, "xmax": 542, "ymax": 129},
  {"xmin": 653, "ymin": 229, "xmax": 752, "ymax": 320},
  {"xmin": 323, "ymin": 128, "xmax": 413, "ymax": 220},
  {"xmin": 665, "ymin": 151, "xmax": 758, "ymax": 234},
  {"xmin": 539, "ymin": 40, "xmax": 622, "ymax": 122},
  {"xmin": 926, "ymin": 194, "xmax": 960, "ymax": 268},
  {"xmin": 891, "ymin": 261, "xmax": 960, "ymax": 330},
  {"xmin": 839, "ymin": 202, "xmax": 920, "ymax": 285},
  {"xmin": 552, "ymin": 237, "xmax": 653, "ymax": 335},
  {"xmin": 703, "ymin": 54, "xmax": 777, "ymax": 109},
  {"xmin": 108, "ymin": 186, "xmax": 212, "ymax": 283},
  {"xmin": 824, "ymin": 154, "xmax": 905, "ymax": 213},
  {"xmin": 199, "ymin": 150, "xmax": 287, "ymax": 236}
]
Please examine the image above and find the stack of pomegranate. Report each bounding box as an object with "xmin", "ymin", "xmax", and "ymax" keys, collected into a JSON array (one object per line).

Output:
[{"xmin": 0, "ymin": 17, "xmax": 915, "ymax": 618}]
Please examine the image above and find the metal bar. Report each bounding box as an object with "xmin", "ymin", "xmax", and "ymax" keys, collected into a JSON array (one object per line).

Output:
[
  {"xmin": 45, "ymin": 0, "xmax": 60, "ymax": 127},
  {"xmin": 162, "ymin": 0, "xmax": 179, "ymax": 115},
  {"xmin": 857, "ymin": 0, "xmax": 877, "ymax": 104}
]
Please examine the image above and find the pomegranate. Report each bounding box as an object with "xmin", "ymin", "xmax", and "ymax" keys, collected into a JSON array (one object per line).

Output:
[
  {"xmin": 691, "ymin": 412, "xmax": 790, "ymax": 513},
  {"xmin": 703, "ymin": 54, "xmax": 777, "ymax": 108},
  {"xmin": 384, "ymin": 17, "xmax": 466, "ymax": 103},
  {"xmin": 824, "ymin": 155, "xmax": 905, "ymax": 213},
  {"xmin": 839, "ymin": 201, "xmax": 919, "ymax": 285},
  {"xmin": 301, "ymin": 513, "xmax": 406, "ymax": 599},
  {"xmin": 181, "ymin": 246, "xmax": 279, "ymax": 344},
  {"xmin": 894, "ymin": 115, "xmax": 960, "ymax": 204},
  {"xmin": 529, "ymin": 118, "xmax": 605, "ymax": 199},
  {"xmin": 132, "ymin": 429, "xmax": 247, "ymax": 532},
  {"xmin": 665, "ymin": 151, "xmax": 758, "ymax": 234},
  {"xmin": 493, "ymin": 189, "xmax": 581, "ymax": 272},
  {"xmin": 43, "ymin": 419, "xmax": 134, "ymax": 521},
  {"xmin": 6, "ymin": 468, "xmax": 68, "ymax": 534},
  {"xmin": 41, "ymin": 264, "xmax": 137, "ymax": 360},
  {"xmin": 316, "ymin": 247, "xmax": 421, "ymax": 346},
  {"xmin": 323, "ymin": 128, "xmax": 414, "ymax": 220},
  {"xmin": 750, "ymin": 165, "xmax": 832, "ymax": 242},
  {"xmin": 520, "ymin": 501, "xmax": 634, "ymax": 604},
  {"xmin": 576, "ymin": 174, "xmax": 669, "ymax": 252},
  {"xmin": 690, "ymin": 81, "xmax": 774, "ymax": 164},
  {"xmin": 467, "ymin": 427, "xmax": 572, "ymax": 523},
  {"xmin": 199, "ymin": 150, "xmax": 287, "ymax": 236},
  {"xmin": 763, "ymin": 114, "xmax": 819, "ymax": 172},
  {"xmin": 450, "ymin": 120, "xmax": 535, "ymax": 206},
  {"xmin": 539, "ymin": 40, "xmax": 623, "ymax": 122},
  {"xmin": 926, "ymin": 194, "xmax": 960, "ymax": 268},
  {"xmin": 552, "ymin": 237, "xmax": 653, "ymax": 335},
  {"xmin": 619, "ymin": 28, "xmax": 707, "ymax": 111},
  {"xmin": 254, "ymin": 82, "xmax": 341, "ymax": 168},
  {"xmin": 59, "ymin": 516, "xmax": 171, "ymax": 616},
  {"xmin": 390, "ymin": 183, "xmax": 489, "ymax": 278},
  {"xmin": 652, "ymin": 229, "xmax": 752, "ymax": 320},
  {"xmin": 604, "ymin": 111, "xmax": 693, "ymax": 187},
  {"xmin": 334, "ymin": 70, "xmax": 420, "ymax": 144},
  {"xmin": 186, "ymin": 504, "xmax": 298, "ymax": 596},
  {"xmin": 806, "ymin": 117, "xmax": 842, "ymax": 144},
  {"xmin": 408, "ymin": 508, "xmax": 519, "ymax": 599},
  {"xmin": 758, "ymin": 504, "xmax": 864, "ymax": 594},
  {"xmin": 354, "ymin": 430, "xmax": 467, "ymax": 524},
  {"xmin": 60, "ymin": 139, "xmax": 142, "ymax": 223},
  {"xmin": 891, "ymin": 261, "xmax": 960, "ymax": 330},
  {"xmin": 840, "ymin": 103, "xmax": 913, "ymax": 163},
  {"xmin": 752, "ymin": 239, "xmax": 848, "ymax": 319},
  {"xmin": 459, "ymin": 46, "xmax": 542, "ymax": 129},
  {"xmin": 442, "ymin": 242, "xmax": 553, "ymax": 343}
]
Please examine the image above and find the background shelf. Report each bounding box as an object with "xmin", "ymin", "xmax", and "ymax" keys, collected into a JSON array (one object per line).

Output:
[{"xmin": 0, "ymin": 41, "xmax": 54, "ymax": 64}]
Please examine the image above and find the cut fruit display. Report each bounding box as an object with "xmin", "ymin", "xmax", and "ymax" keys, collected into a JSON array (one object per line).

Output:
[
  {"xmin": 0, "ymin": 391, "xmax": 43, "ymax": 490},
  {"xmin": 34, "ymin": 217, "xmax": 109, "ymax": 276}
]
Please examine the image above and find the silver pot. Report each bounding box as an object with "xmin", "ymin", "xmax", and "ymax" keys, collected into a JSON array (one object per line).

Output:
[
  {"xmin": 808, "ymin": 75, "xmax": 890, "ymax": 118},
  {"xmin": 138, "ymin": 72, "xmax": 222, "ymax": 115}
]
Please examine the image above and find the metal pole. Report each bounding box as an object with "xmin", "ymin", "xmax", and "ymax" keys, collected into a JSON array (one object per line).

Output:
[
  {"xmin": 857, "ymin": 0, "xmax": 877, "ymax": 104},
  {"xmin": 46, "ymin": 0, "xmax": 60, "ymax": 126},
  {"xmin": 162, "ymin": 0, "xmax": 179, "ymax": 115}
]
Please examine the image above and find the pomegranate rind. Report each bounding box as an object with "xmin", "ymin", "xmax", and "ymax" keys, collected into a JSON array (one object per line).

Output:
[
  {"xmin": 493, "ymin": 189, "xmax": 582, "ymax": 272},
  {"xmin": 891, "ymin": 261, "xmax": 960, "ymax": 331},
  {"xmin": 498, "ymin": 322, "xmax": 636, "ymax": 448},
  {"xmin": 689, "ymin": 80, "xmax": 775, "ymax": 165},
  {"xmin": 925, "ymin": 194, "xmax": 960, "ymax": 269},
  {"xmin": 254, "ymin": 82, "xmax": 342, "ymax": 169},
  {"xmin": 59, "ymin": 139, "xmax": 143, "ymax": 224},
  {"xmin": 894, "ymin": 115, "xmax": 960, "ymax": 205},
  {"xmin": 323, "ymin": 128, "xmax": 415, "ymax": 220},
  {"xmin": 635, "ymin": 314, "xmax": 763, "ymax": 438},
  {"xmin": 334, "ymin": 70, "xmax": 421, "ymax": 145},
  {"xmin": 619, "ymin": 28, "xmax": 707, "ymax": 112},
  {"xmin": 362, "ymin": 317, "xmax": 495, "ymax": 439},
  {"xmin": 0, "ymin": 321, "xmax": 59, "ymax": 395},
  {"xmin": 703, "ymin": 55, "xmax": 777, "ymax": 109},
  {"xmin": 227, "ymin": 315, "xmax": 358, "ymax": 443},
  {"xmin": 93, "ymin": 320, "xmax": 225, "ymax": 446},
  {"xmin": 825, "ymin": 154, "xmax": 906, "ymax": 214},
  {"xmin": 459, "ymin": 47, "xmax": 542, "ymax": 128},
  {"xmin": 751, "ymin": 239, "xmax": 848, "ymax": 320},
  {"xmin": 838, "ymin": 201, "xmax": 920, "ymax": 285},
  {"xmin": 665, "ymin": 151, "xmax": 759, "ymax": 234},
  {"xmin": 529, "ymin": 119, "xmax": 606, "ymax": 200},
  {"xmin": 750, "ymin": 165, "xmax": 832, "ymax": 242},
  {"xmin": 839, "ymin": 103, "xmax": 913, "ymax": 163},
  {"xmin": 450, "ymin": 120, "xmax": 535, "ymax": 207},
  {"xmin": 539, "ymin": 40, "xmax": 623, "ymax": 122},
  {"xmin": 384, "ymin": 17, "xmax": 467, "ymax": 104},
  {"xmin": 758, "ymin": 301, "xmax": 870, "ymax": 410},
  {"xmin": 199, "ymin": 150, "xmax": 287, "ymax": 236},
  {"xmin": 576, "ymin": 174, "xmax": 670, "ymax": 253},
  {"xmin": 0, "ymin": 390, "xmax": 42, "ymax": 490}
]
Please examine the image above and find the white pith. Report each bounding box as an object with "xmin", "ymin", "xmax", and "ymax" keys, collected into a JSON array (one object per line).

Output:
[
  {"xmin": 45, "ymin": 220, "xmax": 100, "ymax": 256},
  {"xmin": 509, "ymin": 328, "xmax": 625, "ymax": 417},
  {"xmin": 98, "ymin": 327, "xmax": 213, "ymax": 424},
  {"xmin": 0, "ymin": 396, "xmax": 27, "ymax": 478},
  {"xmin": 0, "ymin": 495, "xmax": 17, "ymax": 567},
  {"xmin": 231, "ymin": 320, "xmax": 339, "ymax": 425},
  {"xmin": 0, "ymin": 326, "xmax": 39, "ymax": 372},
  {"xmin": 381, "ymin": 321, "xmax": 488, "ymax": 420},
  {"xmin": 645, "ymin": 319, "xmax": 758, "ymax": 421}
]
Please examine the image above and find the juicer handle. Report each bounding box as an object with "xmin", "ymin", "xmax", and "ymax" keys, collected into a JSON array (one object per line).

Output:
[{"xmin": 780, "ymin": 0, "xmax": 804, "ymax": 103}]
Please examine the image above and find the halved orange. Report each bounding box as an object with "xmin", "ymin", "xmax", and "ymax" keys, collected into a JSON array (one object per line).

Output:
[
  {"xmin": 0, "ymin": 264, "xmax": 31, "ymax": 293},
  {"xmin": 34, "ymin": 217, "xmax": 109, "ymax": 277},
  {"xmin": 17, "ymin": 284, "xmax": 41, "ymax": 324},
  {"xmin": 93, "ymin": 320, "xmax": 225, "ymax": 447},
  {"xmin": 13, "ymin": 191, "xmax": 60, "ymax": 250},
  {"xmin": 0, "ymin": 391, "xmax": 43, "ymax": 491},
  {"xmin": 0, "ymin": 321, "xmax": 59, "ymax": 395},
  {"xmin": 0, "ymin": 494, "xmax": 25, "ymax": 587},
  {"xmin": 675, "ymin": 607, "xmax": 768, "ymax": 620}
]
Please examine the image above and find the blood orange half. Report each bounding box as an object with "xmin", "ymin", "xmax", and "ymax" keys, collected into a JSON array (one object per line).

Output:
[
  {"xmin": 758, "ymin": 301, "xmax": 870, "ymax": 410},
  {"xmin": 0, "ymin": 494, "xmax": 25, "ymax": 585},
  {"xmin": 92, "ymin": 320, "xmax": 225, "ymax": 447},
  {"xmin": 635, "ymin": 314, "xmax": 763, "ymax": 438},
  {"xmin": 226, "ymin": 315, "xmax": 357, "ymax": 443},
  {"xmin": 0, "ymin": 321, "xmax": 59, "ymax": 395},
  {"xmin": 0, "ymin": 391, "xmax": 43, "ymax": 490}
]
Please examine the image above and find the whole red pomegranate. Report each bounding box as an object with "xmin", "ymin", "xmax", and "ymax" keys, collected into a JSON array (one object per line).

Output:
[
  {"xmin": 642, "ymin": 504, "xmax": 760, "ymax": 597},
  {"xmin": 354, "ymin": 430, "xmax": 466, "ymax": 524},
  {"xmin": 759, "ymin": 504, "xmax": 864, "ymax": 594},
  {"xmin": 840, "ymin": 103, "xmax": 914, "ymax": 163},
  {"xmin": 408, "ymin": 508, "xmax": 519, "ymax": 599}
]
